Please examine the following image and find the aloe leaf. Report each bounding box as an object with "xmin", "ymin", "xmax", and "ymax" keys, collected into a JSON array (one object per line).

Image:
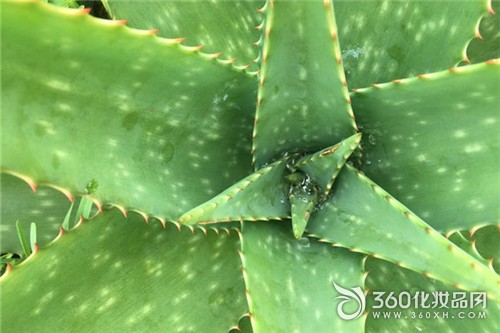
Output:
[
  {"xmin": 252, "ymin": 0, "xmax": 357, "ymax": 168},
  {"xmin": 470, "ymin": 225, "xmax": 500, "ymax": 274},
  {"xmin": 47, "ymin": 0, "xmax": 81, "ymax": 9},
  {"xmin": 61, "ymin": 201, "xmax": 74, "ymax": 231},
  {"xmin": 0, "ymin": 209, "xmax": 247, "ymax": 332},
  {"xmin": 178, "ymin": 159, "xmax": 290, "ymax": 225},
  {"xmin": 353, "ymin": 61, "xmax": 500, "ymax": 233},
  {"xmin": 15, "ymin": 221, "xmax": 31, "ymax": 258},
  {"xmin": 365, "ymin": 259, "xmax": 500, "ymax": 332},
  {"xmin": 29, "ymin": 223, "xmax": 37, "ymax": 252},
  {"xmin": 294, "ymin": 133, "xmax": 361, "ymax": 198},
  {"xmin": 448, "ymin": 231, "xmax": 489, "ymax": 267},
  {"xmin": 1, "ymin": 1, "xmax": 257, "ymax": 220},
  {"xmin": 74, "ymin": 195, "xmax": 93, "ymax": 221},
  {"xmin": 229, "ymin": 315, "xmax": 253, "ymax": 333},
  {"xmin": 240, "ymin": 221, "xmax": 366, "ymax": 332},
  {"xmin": 289, "ymin": 185, "xmax": 318, "ymax": 239},
  {"xmin": 467, "ymin": 0, "xmax": 500, "ymax": 63},
  {"xmin": 103, "ymin": 0, "xmax": 264, "ymax": 69},
  {"xmin": 307, "ymin": 166, "xmax": 500, "ymax": 300},
  {"xmin": 0, "ymin": 173, "xmax": 73, "ymax": 253},
  {"xmin": 335, "ymin": 0, "xmax": 488, "ymax": 88}
]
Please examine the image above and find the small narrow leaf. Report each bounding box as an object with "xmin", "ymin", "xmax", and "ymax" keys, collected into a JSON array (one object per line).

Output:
[
  {"xmin": 29, "ymin": 223, "xmax": 37, "ymax": 253},
  {"xmin": 74, "ymin": 196, "xmax": 93, "ymax": 221},
  {"xmin": 61, "ymin": 201, "xmax": 74, "ymax": 231},
  {"xmin": 15, "ymin": 221, "xmax": 30, "ymax": 258}
]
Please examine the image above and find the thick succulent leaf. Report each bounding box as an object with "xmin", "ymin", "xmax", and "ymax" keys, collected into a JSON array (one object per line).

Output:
[
  {"xmin": 448, "ymin": 231, "xmax": 489, "ymax": 267},
  {"xmin": 294, "ymin": 133, "xmax": 361, "ymax": 198},
  {"xmin": 289, "ymin": 185, "xmax": 317, "ymax": 239},
  {"xmin": 0, "ymin": 209, "xmax": 247, "ymax": 332},
  {"xmin": 471, "ymin": 225, "xmax": 500, "ymax": 274},
  {"xmin": 0, "ymin": 173, "xmax": 72, "ymax": 253},
  {"xmin": 1, "ymin": 1, "xmax": 257, "ymax": 220},
  {"xmin": 178, "ymin": 159, "xmax": 290, "ymax": 225},
  {"xmin": 103, "ymin": 0, "xmax": 264, "ymax": 69},
  {"xmin": 240, "ymin": 221, "xmax": 366, "ymax": 333},
  {"xmin": 353, "ymin": 61, "xmax": 500, "ymax": 232},
  {"xmin": 229, "ymin": 315, "xmax": 253, "ymax": 333},
  {"xmin": 307, "ymin": 166, "xmax": 500, "ymax": 300},
  {"xmin": 467, "ymin": 0, "xmax": 500, "ymax": 63},
  {"xmin": 252, "ymin": 0, "xmax": 357, "ymax": 167},
  {"xmin": 365, "ymin": 259, "xmax": 500, "ymax": 333},
  {"xmin": 335, "ymin": 0, "xmax": 488, "ymax": 88}
]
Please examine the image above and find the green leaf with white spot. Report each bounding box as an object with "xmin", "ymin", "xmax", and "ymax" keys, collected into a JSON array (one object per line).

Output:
[
  {"xmin": 240, "ymin": 221, "xmax": 366, "ymax": 333},
  {"xmin": 0, "ymin": 209, "xmax": 247, "ymax": 332},
  {"xmin": 252, "ymin": 0, "xmax": 356, "ymax": 168},
  {"xmin": 103, "ymin": 0, "xmax": 264, "ymax": 70},
  {"xmin": 0, "ymin": 173, "xmax": 72, "ymax": 253},
  {"xmin": 1, "ymin": 1, "xmax": 257, "ymax": 220},
  {"xmin": 178, "ymin": 159, "xmax": 290, "ymax": 225},
  {"xmin": 335, "ymin": 0, "xmax": 488, "ymax": 88},
  {"xmin": 353, "ymin": 61, "xmax": 500, "ymax": 233},
  {"xmin": 307, "ymin": 165, "xmax": 500, "ymax": 300},
  {"xmin": 365, "ymin": 258, "xmax": 500, "ymax": 333},
  {"xmin": 467, "ymin": 0, "xmax": 500, "ymax": 63},
  {"xmin": 294, "ymin": 133, "xmax": 361, "ymax": 198}
]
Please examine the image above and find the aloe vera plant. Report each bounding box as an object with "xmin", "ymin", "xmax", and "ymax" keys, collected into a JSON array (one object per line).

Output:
[{"xmin": 1, "ymin": 0, "xmax": 499, "ymax": 332}]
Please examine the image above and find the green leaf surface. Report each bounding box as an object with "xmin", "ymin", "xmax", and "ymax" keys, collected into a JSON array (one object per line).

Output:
[
  {"xmin": 289, "ymin": 185, "xmax": 318, "ymax": 239},
  {"xmin": 229, "ymin": 315, "xmax": 253, "ymax": 333},
  {"xmin": 15, "ymin": 220, "xmax": 31, "ymax": 258},
  {"xmin": 448, "ymin": 231, "xmax": 489, "ymax": 267},
  {"xmin": 307, "ymin": 165, "xmax": 500, "ymax": 300},
  {"xmin": 467, "ymin": 0, "xmax": 500, "ymax": 63},
  {"xmin": 294, "ymin": 133, "xmax": 361, "ymax": 198},
  {"xmin": 0, "ymin": 209, "xmax": 247, "ymax": 332},
  {"xmin": 352, "ymin": 61, "xmax": 500, "ymax": 232},
  {"xmin": 103, "ymin": 0, "xmax": 264, "ymax": 70},
  {"xmin": 365, "ymin": 258, "xmax": 500, "ymax": 333},
  {"xmin": 1, "ymin": 1, "xmax": 257, "ymax": 220},
  {"xmin": 0, "ymin": 173, "xmax": 72, "ymax": 253},
  {"xmin": 252, "ymin": 0, "xmax": 356, "ymax": 168},
  {"xmin": 178, "ymin": 159, "xmax": 290, "ymax": 225},
  {"xmin": 47, "ymin": 0, "xmax": 81, "ymax": 9},
  {"xmin": 471, "ymin": 225, "xmax": 500, "ymax": 274},
  {"xmin": 335, "ymin": 0, "xmax": 488, "ymax": 88},
  {"xmin": 240, "ymin": 221, "xmax": 366, "ymax": 333}
]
